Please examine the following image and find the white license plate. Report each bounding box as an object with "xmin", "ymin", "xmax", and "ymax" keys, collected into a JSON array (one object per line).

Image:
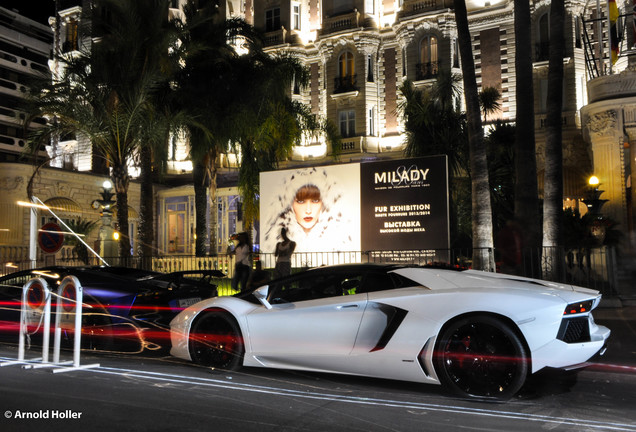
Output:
[{"xmin": 178, "ymin": 297, "xmax": 201, "ymax": 308}]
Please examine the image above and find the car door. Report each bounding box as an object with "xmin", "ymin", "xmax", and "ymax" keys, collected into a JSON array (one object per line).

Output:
[{"xmin": 245, "ymin": 270, "xmax": 367, "ymax": 365}]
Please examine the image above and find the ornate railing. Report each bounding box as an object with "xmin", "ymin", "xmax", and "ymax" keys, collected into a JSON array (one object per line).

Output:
[
  {"xmin": 321, "ymin": 10, "xmax": 361, "ymax": 35},
  {"xmin": 333, "ymin": 74, "xmax": 358, "ymax": 93},
  {"xmin": 415, "ymin": 61, "xmax": 440, "ymax": 81},
  {"xmin": 399, "ymin": 0, "xmax": 441, "ymax": 18}
]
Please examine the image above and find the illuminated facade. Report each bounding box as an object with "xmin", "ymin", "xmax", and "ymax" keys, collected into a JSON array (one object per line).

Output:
[{"xmin": 2, "ymin": 0, "xmax": 635, "ymax": 267}]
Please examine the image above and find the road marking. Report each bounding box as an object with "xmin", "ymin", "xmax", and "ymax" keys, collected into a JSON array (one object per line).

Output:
[
  {"xmin": 3, "ymin": 356, "xmax": 635, "ymax": 431},
  {"xmin": 91, "ymin": 365, "xmax": 636, "ymax": 431}
]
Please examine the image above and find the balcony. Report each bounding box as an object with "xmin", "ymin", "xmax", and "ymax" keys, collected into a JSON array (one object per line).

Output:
[
  {"xmin": 264, "ymin": 28, "xmax": 287, "ymax": 46},
  {"xmin": 399, "ymin": 0, "xmax": 442, "ymax": 19},
  {"xmin": 321, "ymin": 10, "xmax": 361, "ymax": 36},
  {"xmin": 333, "ymin": 136, "xmax": 362, "ymax": 155},
  {"xmin": 587, "ymin": 70, "xmax": 636, "ymax": 103},
  {"xmin": 415, "ymin": 61, "xmax": 439, "ymax": 81},
  {"xmin": 333, "ymin": 75, "xmax": 358, "ymax": 94}
]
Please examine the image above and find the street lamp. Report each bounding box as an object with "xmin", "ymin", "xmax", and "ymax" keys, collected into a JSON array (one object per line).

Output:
[
  {"xmin": 583, "ymin": 175, "xmax": 608, "ymax": 217},
  {"xmin": 91, "ymin": 180, "xmax": 117, "ymax": 261},
  {"xmin": 582, "ymin": 175, "xmax": 609, "ymax": 245}
]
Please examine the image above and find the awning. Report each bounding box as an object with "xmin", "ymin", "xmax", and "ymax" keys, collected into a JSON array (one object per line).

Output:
[{"xmin": 43, "ymin": 197, "xmax": 82, "ymax": 215}]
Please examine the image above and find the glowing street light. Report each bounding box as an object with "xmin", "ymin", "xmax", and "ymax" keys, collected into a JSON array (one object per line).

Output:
[{"xmin": 91, "ymin": 179, "xmax": 117, "ymax": 261}]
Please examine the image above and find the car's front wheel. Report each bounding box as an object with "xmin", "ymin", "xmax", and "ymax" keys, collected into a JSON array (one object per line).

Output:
[
  {"xmin": 433, "ymin": 315, "xmax": 529, "ymax": 400},
  {"xmin": 189, "ymin": 309, "xmax": 244, "ymax": 370}
]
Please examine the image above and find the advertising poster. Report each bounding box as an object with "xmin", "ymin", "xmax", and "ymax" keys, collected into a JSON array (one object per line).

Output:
[
  {"xmin": 260, "ymin": 164, "xmax": 362, "ymax": 258},
  {"xmin": 360, "ymin": 156, "xmax": 450, "ymax": 262},
  {"xmin": 260, "ymin": 156, "xmax": 449, "ymax": 264}
]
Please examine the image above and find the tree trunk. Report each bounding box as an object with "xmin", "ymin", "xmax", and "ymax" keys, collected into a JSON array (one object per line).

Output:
[
  {"xmin": 112, "ymin": 164, "xmax": 131, "ymax": 260},
  {"xmin": 193, "ymin": 160, "xmax": 210, "ymax": 257},
  {"xmin": 137, "ymin": 143, "xmax": 154, "ymax": 267},
  {"xmin": 207, "ymin": 152, "xmax": 218, "ymax": 256},
  {"xmin": 454, "ymin": 0, "xmax": 495, "ymax": 271},
  {"xmin": 543, "ymin": 0, "xmax": 566, "ymax": 279},
  {"xmin": 514, "ymin": 0, "xmax": 542, "ymax": 275}
]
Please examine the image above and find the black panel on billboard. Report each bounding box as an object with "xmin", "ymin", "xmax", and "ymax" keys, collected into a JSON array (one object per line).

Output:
[{"xmin": 360, "ymin": 156, "xmax": 449, "ymax": 255}]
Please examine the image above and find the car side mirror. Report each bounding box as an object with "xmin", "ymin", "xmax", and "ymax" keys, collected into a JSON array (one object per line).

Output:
[{"xmin": 254, "ymin": 285, "xmax": 272, "ymax": 309}]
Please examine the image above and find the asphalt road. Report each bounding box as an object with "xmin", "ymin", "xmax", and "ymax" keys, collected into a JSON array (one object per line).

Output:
[{"xmin": 0, "ymin": 308, "xmax": 634, "ymax": 432}]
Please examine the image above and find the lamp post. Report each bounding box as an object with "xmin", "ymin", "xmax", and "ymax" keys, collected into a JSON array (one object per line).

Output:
[
  {"xmin": 583, "ymin": 176, "xmax": 608, "ymax": 217},
  {"xmin": 582, "ymin": 175, "xmax": 609, "ymax": 245},
  {"xmin": 92, "ymin": 180, "xmax": 117, "ymax": 262}
]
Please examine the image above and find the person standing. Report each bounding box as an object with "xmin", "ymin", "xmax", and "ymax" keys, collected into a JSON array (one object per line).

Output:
[
  {"xmin": 231, "ymin": 232, "xmax": 252, "ymax": 292},
  {"xmin": 274, "ymin": 227, "xmax": 296, "ymax": 279}
]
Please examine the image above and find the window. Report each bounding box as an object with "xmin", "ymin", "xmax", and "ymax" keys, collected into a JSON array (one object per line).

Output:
[
  {"xmin": 367, "ymin": 54, "xmax": 374, "ymax": 82},
  {"xmin": 64, "ymin": 19, "xmax": 79, "ymax": 52},
  {"xmin": 536, "ymin": 12, "xmax": 550, "ymax": 61},
  {"xmin": 335, "ymin": 52, "xmax": 356, "ymax": 92},
  {"xmin": 266, "ymin": 8, "xmax": 281, "ymax": 32},
  {"xmin": 368, "ymin": 107, "xmax": 375, "ymax": 136},
  {"xmin": 333, "ymin": 0, "xmax": 354, "ymax": 14},
  {"xmin": 339, "ymin": 110, "xmax": 356, "ymax": 138},
  {"xmin": 402, "ymin": 47, "xmax": 407, "ymax": 76},
  {"xmin": 268, "ymin": 272, "xmax": 363, "ymax": 303},
  {"xmin": 453, "ymin": 38, "xmax": 459, "ymax": 68},
  {"xmin": 417, "ymin": 35, "xmax": 438, "ymax": 80},
  {"xmin": 292, "ymin": 3, "xmax": 301, "ymax": 30},
  {"xmin": 365, "ymin": 0, "xmax": 374, "ymax": 14},
  {"xmin": 293, "ymin": 75, "xmax": 300, "ymax": 94},
  {"xmin": 339, "ymin": 51, "xmax": 355, "ymax": 78}
]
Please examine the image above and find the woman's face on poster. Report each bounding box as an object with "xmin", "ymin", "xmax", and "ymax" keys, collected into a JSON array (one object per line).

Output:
[{"xmin": 292, "ymin": 185, "xmax": 323, "ymax": 232}]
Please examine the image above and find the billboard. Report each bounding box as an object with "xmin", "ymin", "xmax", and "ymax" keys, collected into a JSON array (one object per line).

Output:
[{"xmin": 260, "ymin": 156, "xmax": 449, "ymax": 264}]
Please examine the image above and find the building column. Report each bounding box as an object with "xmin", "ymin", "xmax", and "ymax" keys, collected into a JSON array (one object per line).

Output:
[{"xmin": 586, "ymin": 109, "xmax": 627, "ymax": 231}]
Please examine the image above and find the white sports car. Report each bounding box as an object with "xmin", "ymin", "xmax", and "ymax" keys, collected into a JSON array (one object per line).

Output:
[{"xmin": 169, "ymin": 264, "xmax": 610, "ymax": 399}]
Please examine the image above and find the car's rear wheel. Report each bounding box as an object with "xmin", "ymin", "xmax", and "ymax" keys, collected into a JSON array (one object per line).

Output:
[
  {"xmin": 189, "ymin": 310, "xmax": 244, "ymax": 370},
  {"xmin": 434, "ymin": 315, "xmax": 528, "ymax": 400}
]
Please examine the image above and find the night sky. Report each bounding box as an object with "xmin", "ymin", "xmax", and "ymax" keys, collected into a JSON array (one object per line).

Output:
[{"xmin": 3, "ymin": 0, "xmax": 57, "ymax": 26}]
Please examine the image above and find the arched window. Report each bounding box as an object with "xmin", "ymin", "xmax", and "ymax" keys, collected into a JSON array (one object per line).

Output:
[
  {"xmin": 64, "ymin": 18, "xmax": 79, "ymax": 52},
  {"xmin": 335, "ymin": 52, "xmax": 356, "ymax": 93},
  {"xmin": 339, "ymin": 51, "xmax": 355, "ymax": 78},
  {"xmin": 417, "ymin": 35, "xmax": 438, "ymax": 80},
  {"xmin": 537, "ymin": 12, "xmax": 550, "ymax": 61}
]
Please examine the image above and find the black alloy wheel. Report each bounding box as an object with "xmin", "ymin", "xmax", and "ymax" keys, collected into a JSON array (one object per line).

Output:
[
  {"xmin": 189, "ymin": 310, "xmax": 244, "ymax": 370},
  {"xmin": 434, "ymin": 315, "xmax": 529, "ymax": 400}
]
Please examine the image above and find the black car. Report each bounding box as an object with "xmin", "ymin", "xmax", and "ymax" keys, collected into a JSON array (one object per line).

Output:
[{"xmin": 0, "ymin": 266, "xmax": 223, "ymax": 352}]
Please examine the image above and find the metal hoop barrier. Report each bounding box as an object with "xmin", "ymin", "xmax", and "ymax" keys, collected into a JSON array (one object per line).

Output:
[
  {"xmin": 1, "ymin": 276, "xmax": 99, "ymax": 372},
  {"xmin": 49, "ymin": 276, "xmax": 100, "ymax": 373},
  {"xmin": 0, "ymin": 278, "xmax": 52, "ymax": 367}
]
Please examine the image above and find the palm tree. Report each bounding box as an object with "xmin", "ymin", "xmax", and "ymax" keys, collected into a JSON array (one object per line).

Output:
[
  {"xmin": 64, "ymin": 218, "xmax": 99, "ymax": 264},
  {"xmin": 479, "ymin": 86, "xmax": 501, "ymax": 123},
  {"xmin": 486, "ymin": 121, "xmax": 516, "ymax": 231},
  {"xmin": 400, "ymin": 74, "xmax": 468, "ymax": 177},
  {"xmin": 128, "ymin": 1, "xmax": 183, "ymax": 263},
  {"xmin": 542, "ymin": 0, "xmax": 566, "ymax": 279},
  {"xmin": 27, "ymin": 0, "xmax": 180, "ymax": 260},
  {"xmin": 233, "ymin": 53, "xmax": 341, "ymax": 229},
  {"xmin": 453, "ymin": 0, "xmax": 495, "ymax": 271},
  {"xmin": 176, "ymin": 1, "xmax": 260, "ymax": 256},
  {"xmin": 513, "ymin": 0, "xmax": 541, "ymax": 272},
  {"xmin": 398, "ymin": 75, "xmax": 469, "ymax": 247}
]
